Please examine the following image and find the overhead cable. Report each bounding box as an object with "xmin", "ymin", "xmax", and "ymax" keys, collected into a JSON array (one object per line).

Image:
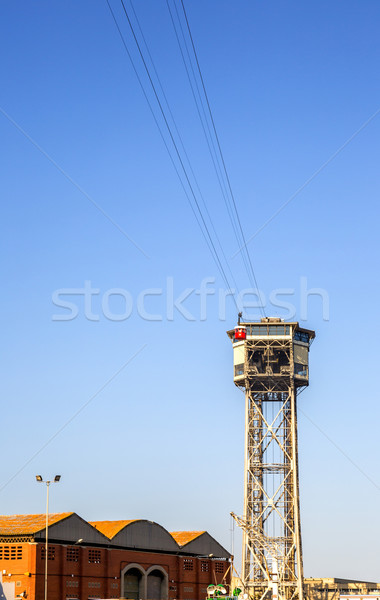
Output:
[
  {"xmin": 127, "ymin": 0, "xmax": 241, "ymax": 294},
  {"xmin": 175, "ymin": 0, "xmax": 266, "ymax": 316},
  {"xmin": 107, "ymin": 0, "xmax": 239, "ymax": 310}
]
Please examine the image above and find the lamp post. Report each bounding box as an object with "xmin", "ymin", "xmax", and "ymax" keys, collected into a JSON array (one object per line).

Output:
[{"xmin": 36, "ymin": 475, "xmax": 61, "ymax": 600}]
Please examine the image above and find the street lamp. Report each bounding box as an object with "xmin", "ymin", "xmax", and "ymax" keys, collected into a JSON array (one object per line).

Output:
[{"xmin": 35, "ymin": 475, "xmax": 61, "ymax": 600}]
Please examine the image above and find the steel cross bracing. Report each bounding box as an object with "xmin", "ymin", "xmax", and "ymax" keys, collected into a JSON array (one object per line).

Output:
[{"xmin": 229, "ymin": 324, "xmax": 314, "ymax": 600}]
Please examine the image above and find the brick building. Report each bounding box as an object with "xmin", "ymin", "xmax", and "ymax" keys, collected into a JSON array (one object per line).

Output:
[{"xmin": 0, "ymin": 513, "xmax": 231, "ymax": 600}]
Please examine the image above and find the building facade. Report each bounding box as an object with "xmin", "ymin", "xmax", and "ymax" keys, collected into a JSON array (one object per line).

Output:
[
  {"xmin": 0, "ymin": 514, "xmax": 231, "ymax": 600},
  {"xmin": 304, "ymin": 579, "xmax": 380, "ymax": 600}
]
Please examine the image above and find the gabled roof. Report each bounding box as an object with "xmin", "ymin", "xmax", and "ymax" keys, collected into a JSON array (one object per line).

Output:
[
  {"xmin": 170, "ymin": 531, "xmax": 205, "ymax": 546},
  {"xmin": 172, "ymin": 530, "xmax": 230, "ymax": 559},
  {"xmin": 89, "ymin": 520, "xmax": 137, "ymax": 540},
  {"xmin": 0, "ymin": 513, "xmax": 73, "ymax": 535}
]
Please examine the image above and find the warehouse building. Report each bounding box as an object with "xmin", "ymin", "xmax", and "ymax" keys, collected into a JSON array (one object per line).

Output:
[
  {"xmin": 304, "ymin": 578, "xmax": 380, "ymax": 600},
  {"xmin": 0, "ymin": 513, "xmax": 231, "ymax": 600}
]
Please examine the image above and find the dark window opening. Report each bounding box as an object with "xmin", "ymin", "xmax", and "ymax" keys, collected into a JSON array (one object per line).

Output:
[
  {"xmin": 183, "ymin": 559, "xmax": 193, "ymax": 571},
  {"xmin": 41, "ymin": 546, "xmax": 55, "ymax": 561},
  {"xmin": 294, "ymin": 363, "xmax": 308, "ymax": 377},
  {"xmin": 66, "ymin": 547, "xmax": 79, "ymax": 562},
  {"xmin": 234, "ymin": 364, "xmax": 244, "ymax": 376},
  {"xmin": 294, "ymin": 331, "xmax": 309, "ymax": 343},
  {"xmin": 88, "ymin": 549, "xmax": 101, "ymax": 564}
]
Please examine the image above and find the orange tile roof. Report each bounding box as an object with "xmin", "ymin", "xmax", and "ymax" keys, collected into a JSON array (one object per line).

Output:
[
  {"xmin": 170, "ymin": 531, "xmax": 205, "ymax": 546},
  {"xmin": 89, "ymin": 520, "xmax": 138, "ymax": 539},
  {"xmin": 0, "ymin": 513, "xmax": 73, "ymax": 535}
]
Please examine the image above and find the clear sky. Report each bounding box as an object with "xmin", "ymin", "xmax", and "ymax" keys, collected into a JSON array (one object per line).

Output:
[{"xmin": 1, "ymin": 0, "xmax": 380, "ymax": 583}]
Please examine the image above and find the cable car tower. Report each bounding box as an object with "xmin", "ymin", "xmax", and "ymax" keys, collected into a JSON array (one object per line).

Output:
[{"xmin": 228, "ymin": 317, "xmax": 315, "ymax": 600}]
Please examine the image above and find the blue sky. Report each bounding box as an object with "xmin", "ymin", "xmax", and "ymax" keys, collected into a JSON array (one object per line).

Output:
[{"xmin": 1, "ymin": 0, "xmax": 380, "ymax": 582}]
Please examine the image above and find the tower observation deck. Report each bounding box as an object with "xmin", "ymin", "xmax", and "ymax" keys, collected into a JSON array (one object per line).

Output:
[{"xmin": 227, "ymin": 317, "xmax": 315, "ymax": 600}]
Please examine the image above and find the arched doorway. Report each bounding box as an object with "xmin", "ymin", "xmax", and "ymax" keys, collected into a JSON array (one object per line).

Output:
[
  {"xmin": 123, "ymin": 566, "xmax": 144, "ymax": 600},
  {"xmin": 146, "ymin": 567, "xmax": 168, "ymax": 600}
]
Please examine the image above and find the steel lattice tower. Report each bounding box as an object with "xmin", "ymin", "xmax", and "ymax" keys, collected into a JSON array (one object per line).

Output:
[{"xmin": 228, "ymin": 318, "xmax": 315, "ymax": 600}]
